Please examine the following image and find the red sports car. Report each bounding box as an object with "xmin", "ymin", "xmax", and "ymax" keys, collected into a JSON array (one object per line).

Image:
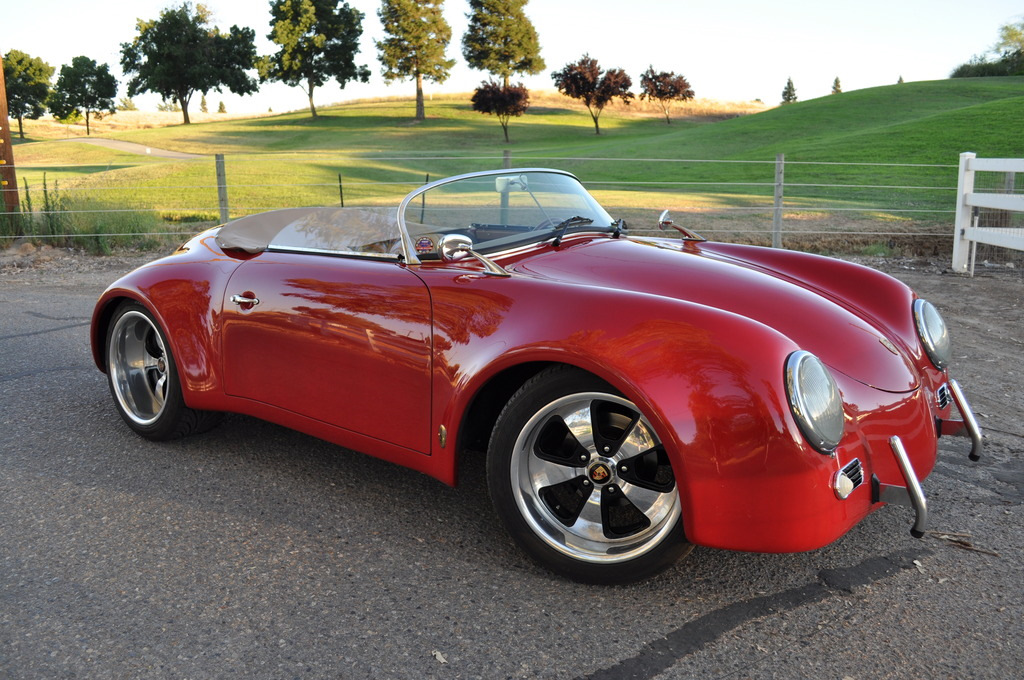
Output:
[{"xmin": 91, "ymin": 169, "xmax": 982, "ymax": 583}]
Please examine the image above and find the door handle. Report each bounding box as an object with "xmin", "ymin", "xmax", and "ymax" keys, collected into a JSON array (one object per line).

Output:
[{"xmin": 230, "ymin": 294, "xmax": 260, "ymax": 306}]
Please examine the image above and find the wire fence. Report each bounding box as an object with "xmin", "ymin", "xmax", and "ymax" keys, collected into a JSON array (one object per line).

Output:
[{"xmin": 3, "ymin": 152, "xmax": 1021, "ymax": 259}]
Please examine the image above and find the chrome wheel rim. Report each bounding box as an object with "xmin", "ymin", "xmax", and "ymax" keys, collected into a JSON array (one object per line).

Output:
[
  {"xmin": 109, "ymin": 310, "xmax": 169, "ymax": 426},
  {"xmin": 510, "ymin": 392, "xmax": 680, "ymax": 564}
]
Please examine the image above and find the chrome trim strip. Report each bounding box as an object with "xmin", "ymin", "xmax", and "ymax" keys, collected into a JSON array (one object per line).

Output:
[
  {"xmin": 266, "ymin": 245, "xmax": 402, "ymax": 261},
  {"xmin": 884, "ymin": 436, "xmax": 928, "ymax": 538},
  {"xmin": 948, "ymin": 379, "xmax": 983, "ymax": 461}
]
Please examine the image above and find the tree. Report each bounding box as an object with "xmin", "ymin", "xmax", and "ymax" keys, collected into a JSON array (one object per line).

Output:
[
  {"xmin": 831, "ymin": 77, "xmax": 842, "ymax": 94},
  {"xmin": 260, "ymin": 0, "xmax": 371, "ymax": 118},
  {"xmin": 218, "ymin": 100, "xmax": 226, "ymax": 113},
  {"xmin": 471, "ymin": 79, "xmax": 529, "ymax": 142},
  {"xmin": 462, "ymin": 0, "xmax": 544, "ymax": 88},
  {"xmin": 48, "ymin": 56, "xmax": 117, "ymax": 136},
  {"xmin": 638, "ymin": 66, "xmax": 694, "ymax": 124},
  {"xmin": 120, "ymin": 3, "xmax": 258, "ymax": 125},
  {"xmin": 551, "ymin": 54, "xmax": 633, "ymax": 135},
  {"xmin": 376, "ymin": 0, "xmax": 455, "ymax": 121},
  {"xmin": 200, "ymin": 94, "xmax": 208, "ymax": 113},
  {"xmin": 117, "ymin": 96, "xmax": 138, "ymax": 111},
  {"xmin": 951, "ymin": 19, "xmax": 1024, "ymax": 78},
  {"xmin": 780, "ymin": 77, "xmax": 797, "ymax": 104},
  {"xmin": 996, "ymin": 19, "xmax": 1024, "ymax": 54},
  {"xmin": 3, "ymin": 49, "xmax": 54, "ymax": 139}
]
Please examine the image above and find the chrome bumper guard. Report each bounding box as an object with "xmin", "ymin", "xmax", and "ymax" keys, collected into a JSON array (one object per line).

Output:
[
  {"xmin": 872, "ymin": 436, "xmax": 929, "ymax": 538},
  {"xmin": 940, "ymin": 379, "xmax": 983, "ymax": 462},
  {"xmin": 870, "ymin": 381, "xmax": 982, "ymax": 539}
]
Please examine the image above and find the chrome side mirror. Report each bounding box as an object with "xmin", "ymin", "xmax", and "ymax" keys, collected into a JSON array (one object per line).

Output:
[
  {"xmin": 437, "ymin": 233, "xmax": 510, "ymax": 277},
  {"xmin": 657, "ymin": 209, "xmax": 706, "ymax": 242},
  {"xmin": 438, "ymin": 233, "xmax": 473, "ymax": 263}
]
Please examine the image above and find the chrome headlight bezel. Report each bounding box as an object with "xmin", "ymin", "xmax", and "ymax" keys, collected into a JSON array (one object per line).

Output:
[
  {"xmin": 785, "ymin": 351, "xmax": 845, "ymax": 455},
  {"xmin": 913, "ymin": 299, "xmax": 951, "ymax": 370}
]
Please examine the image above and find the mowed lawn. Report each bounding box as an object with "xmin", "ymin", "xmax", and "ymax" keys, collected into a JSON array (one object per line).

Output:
[{"xmin": 8, "ymin": 77, "xmax": 1023, "ymax": 250}]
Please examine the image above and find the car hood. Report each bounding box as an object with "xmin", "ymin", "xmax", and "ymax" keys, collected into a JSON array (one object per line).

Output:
[{"xmin": 508, "ymin": 237, "xmax": 917, "ymax": 392}]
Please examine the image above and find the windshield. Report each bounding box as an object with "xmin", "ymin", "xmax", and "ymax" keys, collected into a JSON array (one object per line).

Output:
[{"xmin": 399, "ymin": 170, "xmax": 615, "ymax": 259}]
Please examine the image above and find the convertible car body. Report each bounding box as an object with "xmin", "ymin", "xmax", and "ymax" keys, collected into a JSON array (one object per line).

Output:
[{"xmin": 91, "ymin": 169, "xmax": 982, "ymax": 583}]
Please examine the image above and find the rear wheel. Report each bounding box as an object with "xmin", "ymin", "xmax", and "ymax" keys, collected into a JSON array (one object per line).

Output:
[
  {"xmin": 106, "ymin": 301, "xmax": 221, "ymax": 440},
  {"xmin": 487, "ymin": 366, "xmax": 692, "ymax": 583}
]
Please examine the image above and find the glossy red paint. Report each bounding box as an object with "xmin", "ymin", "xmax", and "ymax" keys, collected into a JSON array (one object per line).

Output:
[{"xmin": 92, "ymin": 226, "xmax": 953, "ymax": 553}]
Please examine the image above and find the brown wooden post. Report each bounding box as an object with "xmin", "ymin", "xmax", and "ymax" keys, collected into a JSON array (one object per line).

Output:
[{"xmin": 0, "ymin": 53, "xmax": 22, "ymax": 217}]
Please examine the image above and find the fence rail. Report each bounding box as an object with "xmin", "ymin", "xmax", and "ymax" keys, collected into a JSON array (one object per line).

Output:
[{"xmin": 3, "ymin": 151, "xmax": 1014, "ymax": 260}]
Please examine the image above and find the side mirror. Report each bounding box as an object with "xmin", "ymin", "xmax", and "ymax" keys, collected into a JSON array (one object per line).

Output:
[
  {"xmin": 657, "ymin": 209, "xmax": 707, "ymax": 242},
  {"xmin": 438, "ymin": 233, "xmax": 473, "ymax": 263},
  {"xmin": 436, "ymin": 233, "xmax": 510, "ymax": 277}
]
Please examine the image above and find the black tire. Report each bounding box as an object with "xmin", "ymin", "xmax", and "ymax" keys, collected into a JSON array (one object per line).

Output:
[
  {"xmin": 105, "ymin": 301, "xmax": 222, "ymax": 441},
  {"xmin": 487, "ymin": 366, "xmax": 693, "ymax": 584}
]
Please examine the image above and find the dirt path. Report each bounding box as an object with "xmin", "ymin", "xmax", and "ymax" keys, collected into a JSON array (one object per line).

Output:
[{"xmin": 57, "ymin": 137, "xmax": 204, "ymax": 159}]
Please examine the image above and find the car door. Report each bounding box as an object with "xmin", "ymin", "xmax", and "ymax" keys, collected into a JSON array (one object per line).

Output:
[{"xmin": 220, "ymin": 252, "xmax": 433, "ymax": 453}]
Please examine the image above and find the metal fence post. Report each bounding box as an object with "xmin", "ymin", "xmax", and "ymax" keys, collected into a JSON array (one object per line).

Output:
[
  {"xmin": 215, "ymin": 154, "xmax": 229, "ymax": 223},
  {"xmin": 951, "ymin": 152, "xmax": 976, "ymax": 273},
  {"xmin": 772, "ymin": 153, "xmax": 785, "ymax": 248},
  {"xmin": 503, "ymin": 149, "xmax": 511, "ymax": 169}
]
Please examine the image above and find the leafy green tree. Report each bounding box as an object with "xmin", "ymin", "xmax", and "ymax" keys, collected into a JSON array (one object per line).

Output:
[
  {"xmin": 116, "ymin": 96, "xmax": 138, "ymax": 111},
  {"xmin": 996, "ymin": 19, "xmax": 1024, "ymax": 54},
  {"xmin": 462, "ymin": 0, "xmax": 544, "ymax": 88},
  {"xmin": 218, "ymin": 100, "xmax": 226, "ymax": 113},
  {"xmin": 951, "ymin": 20, "xmax": 1024, "ymax": 78},
  {"xmin": 120, "ymin": 2, "xmax": 257, "ymax": 125},
  {"xmin": 48, "ymin": 56, "xmax": 117, "ymax": 136},
  {"xmin": 376, "ymin": 0, "xmax": 455, "ymax": 121},
  {"xmin": 200, "ymin": 94, "xmax": 208, "ymax": 113},
  {"xmin": 831, "ymin": 77, "xmax": 842, "ymax": 94},
  {"xmin": 639, "ymin": 66, "xmax": 694, "ymax": 124},
  {"xmin": 780, "ymin": 77, "xmax": 797, "ymax": 104},
  {"xmin": 471, "ymin": 79, "xmax": 529, "ymax": 142},
  {"xmin": 2, "ymin": 49, "xmax": 54, "ymax": 139},
  {"xmin": 260, "ymin": 0, "xmax": 370, "ymax": 118},
  {"xmin": 551, "ymin": 54, "xmax": 633, "ymax": 135}
]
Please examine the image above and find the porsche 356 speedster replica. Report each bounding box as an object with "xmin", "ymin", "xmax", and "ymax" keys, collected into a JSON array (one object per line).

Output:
[{"xmin": 91, "ymin": 168, "xmax": 982, "ymax": 583}]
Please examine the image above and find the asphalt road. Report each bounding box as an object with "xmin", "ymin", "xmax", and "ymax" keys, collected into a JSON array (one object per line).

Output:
[{"xmin": 1, "ymin": 252, "xmax": 1021, "ymax": 679}]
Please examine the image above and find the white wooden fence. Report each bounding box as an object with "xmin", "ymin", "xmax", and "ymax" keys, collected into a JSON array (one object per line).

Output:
[{"xmin": 952, "ymin": 152, "xmax": 1024, "ymax": 275}]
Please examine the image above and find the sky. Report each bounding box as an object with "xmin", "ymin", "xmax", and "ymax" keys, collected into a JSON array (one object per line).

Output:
[{"xmin": 2, "ymin": 0, "xmax": 1022, "ymax": 114}]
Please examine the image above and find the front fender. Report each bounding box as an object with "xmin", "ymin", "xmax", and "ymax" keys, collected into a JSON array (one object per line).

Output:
[
  {"xmin": 420, "ymin": 270, "xmax": 827, "ymax": 547},
  {"xmin": 91, "ymin": 236, "xmax": 243, "ymax": 410}
]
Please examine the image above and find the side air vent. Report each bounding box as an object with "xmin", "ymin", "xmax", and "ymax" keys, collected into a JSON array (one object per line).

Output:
[
  {"xmin": 936, "ymin": 383, "xmax": 951, "ymax": 409},
  {"xmin": 841, "ymin": 458, "xmax": 864, "ymax": 490}
]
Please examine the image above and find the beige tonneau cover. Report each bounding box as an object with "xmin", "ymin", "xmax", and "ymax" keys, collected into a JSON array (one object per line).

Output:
[{"xmin": 215, "ymin": 207, "xmax": 402, "ymax": 257}]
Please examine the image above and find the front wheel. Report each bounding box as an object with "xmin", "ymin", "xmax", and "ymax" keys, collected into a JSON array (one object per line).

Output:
[
  {"xmin": 487, "ymin": 366, "xmax": 692, "ymax": 583},
  {"xmin": 106, "ymin": 301, "xmax": 222, "ymax": 441}
]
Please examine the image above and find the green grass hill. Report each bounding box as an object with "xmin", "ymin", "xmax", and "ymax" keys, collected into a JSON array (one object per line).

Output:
[{"xmin": 8, "ymin": 77, "xmax": 1023, "ymax": 253}]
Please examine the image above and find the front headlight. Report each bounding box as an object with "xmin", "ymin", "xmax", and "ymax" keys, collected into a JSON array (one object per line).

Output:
[
  {"xmin": 913, "ymin": 299, "xmax": 950, "ymax": 370},
  {"xmin": 785, "ymin": 351, "xmax": 844, "ymax": 454}
]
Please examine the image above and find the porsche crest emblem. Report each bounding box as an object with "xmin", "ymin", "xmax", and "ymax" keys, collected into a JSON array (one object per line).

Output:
[{"xmin": 589, "ymin": 463, "xmax": 611, "ymax": 483}]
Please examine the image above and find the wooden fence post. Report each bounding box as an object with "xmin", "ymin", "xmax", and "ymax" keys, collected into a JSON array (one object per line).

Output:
[
  {"xmin": 772, "ymin": 153, "xmax": 785, "ymax": 248},
  {"xmin": 951, "ymin": 152, "xmax": 976, "ymax": 273},
  {"xmin": 215, "ymin": 154, "xmax": 229, "ymax": 223}
]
